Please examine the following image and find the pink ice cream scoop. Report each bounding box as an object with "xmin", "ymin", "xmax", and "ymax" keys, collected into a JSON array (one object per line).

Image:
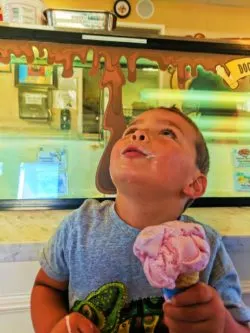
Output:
[{"xmin": 133, "ymin": 221, "xmax": 210, "ymax": 290}]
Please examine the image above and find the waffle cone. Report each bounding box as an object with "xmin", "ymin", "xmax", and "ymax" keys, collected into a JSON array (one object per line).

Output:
[{"xmin": 175, "ymin": 272, "xmax": 199, "ymax": 288}]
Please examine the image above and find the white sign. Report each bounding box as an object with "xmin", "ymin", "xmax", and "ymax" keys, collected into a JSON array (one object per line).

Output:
[
  {"xmin": 24, "ymin": 93, "xmax": 46, "ymax": 105},
  {"xmin": 53, "ymin": 90, "xmax": 76, "ymax": 109},
  {"xmin": 0, "ymin": 162, "xmax": 3, "ymax": 176}
]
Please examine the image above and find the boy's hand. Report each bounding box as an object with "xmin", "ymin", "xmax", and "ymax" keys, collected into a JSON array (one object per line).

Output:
[
  {"xmin": 51, "ymin": 312, "xmax": 100, "ymax": 333},
  {"xmin": 163, "ymin": 282, "xmax": 226, "ymax": 333}
]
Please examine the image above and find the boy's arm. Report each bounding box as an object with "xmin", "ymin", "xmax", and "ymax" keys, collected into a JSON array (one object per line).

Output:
[
  {"xmin": 31, "ymin": 268, "xmax": 69, "ymax": 333},
  {"xmin": 225, "ymin": 309, "xmax": 250, "ymax": 333},
  {"xmin": 163, "ymin": 282, "xmax": 250, "ymax": 333},
  {"xmin": 31, "ymin": 268, "xmax": 99, "ymax": 333}
]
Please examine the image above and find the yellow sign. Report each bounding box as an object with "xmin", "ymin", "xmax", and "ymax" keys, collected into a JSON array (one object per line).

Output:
[{"xmin": 216, "ymin": 57, "xmax": 250, "ymax": 89}]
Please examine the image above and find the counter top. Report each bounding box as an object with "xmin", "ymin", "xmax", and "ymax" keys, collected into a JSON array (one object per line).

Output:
[
  {"xmin": 186, "ymin": 206, "xmax": 250, "ymax": 236},
  {"xmin": 0, "ymin": 209, "xmax": 67, "ymax": 244},
  {"xmin": 0, "ymin": 206, "xmax": 250, "ymax": 262},
  {"xmin": 1, "ymin": 206, "xmax": 250, "ymax": 244}
]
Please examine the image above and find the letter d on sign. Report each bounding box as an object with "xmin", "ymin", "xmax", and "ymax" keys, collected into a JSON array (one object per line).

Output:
[{"xmin": 238, "ymin": 64, "xmax": 243, "ymax": 74}]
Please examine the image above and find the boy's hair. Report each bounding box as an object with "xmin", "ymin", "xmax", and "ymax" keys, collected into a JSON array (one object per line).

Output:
[{"xmin": 153, "ymin": 106, "xmax": 210, "ymax": 175}]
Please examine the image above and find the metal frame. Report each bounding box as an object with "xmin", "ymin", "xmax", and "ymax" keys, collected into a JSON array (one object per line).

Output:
[
  {"xmin": 0, "ymin": 197, "xmax": 249, "ymax": 210},
  {"xmin": 0, "ymin": 25, "xmax": 250, "ymax": 55}
]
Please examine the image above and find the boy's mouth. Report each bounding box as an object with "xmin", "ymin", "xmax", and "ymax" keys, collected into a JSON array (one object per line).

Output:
[{"xmin": 122, "ymin": 145, "xmax": 150, "ymax": 158}]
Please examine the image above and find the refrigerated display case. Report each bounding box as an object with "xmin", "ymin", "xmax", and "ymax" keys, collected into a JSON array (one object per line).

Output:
[{"xmin": 0, "ymin": 23, "xmax": 250, "ymax": 208}]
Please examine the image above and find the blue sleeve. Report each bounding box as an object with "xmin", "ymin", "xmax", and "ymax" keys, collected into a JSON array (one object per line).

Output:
[
  {"xmin": 209, "ymin": 239, "xmax": 250, "ymax": 325},
  {"xmin": 39, "ymin": 215, "xmax": 72, "ymax": 281}
]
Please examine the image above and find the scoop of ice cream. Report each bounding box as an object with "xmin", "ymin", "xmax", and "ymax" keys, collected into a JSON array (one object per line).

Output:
[{"xmin": 133, "ymin": 221, "xmax": 210, "ymax": 289}]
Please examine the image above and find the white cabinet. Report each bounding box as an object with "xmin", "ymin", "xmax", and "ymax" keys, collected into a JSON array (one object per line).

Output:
[
  {"xmin": 0, "ymin": 244, "xmax": 249, "ymax": 333},
  {"xmin": 0, "ymin": 261, "xmax": 40, "ymax": 333}
]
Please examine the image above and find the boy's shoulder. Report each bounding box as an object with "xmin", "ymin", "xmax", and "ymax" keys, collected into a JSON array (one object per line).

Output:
[
  {"xmin": 73, "ymin": 198, "xmax": 113, "ymax": 218},
  {"xmin": 59, "ymin": 198, "xmax": 114, "ymax": 229}
]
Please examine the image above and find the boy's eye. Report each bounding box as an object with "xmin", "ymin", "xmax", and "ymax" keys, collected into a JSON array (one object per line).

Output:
[
  {"xmin": 123, "ymin": 127, "xmax": 177, "ymax": 139},
  {"xmin": 161, "ymin": 128, "xmax": 177, "ymax": 139}
]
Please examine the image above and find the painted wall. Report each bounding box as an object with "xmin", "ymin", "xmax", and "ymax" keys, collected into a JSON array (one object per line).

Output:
[{"xmin": 44, "ymin": 0, "xmax": 250, "ymax": 38}]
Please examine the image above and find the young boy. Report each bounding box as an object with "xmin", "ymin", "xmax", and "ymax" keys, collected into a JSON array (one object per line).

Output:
[{"xmin": 31, "ymin": 106, "xmax": 250, "ymax": 333}]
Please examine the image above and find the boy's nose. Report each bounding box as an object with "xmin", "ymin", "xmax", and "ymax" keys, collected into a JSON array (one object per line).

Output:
[{"xmin": 131, "ymin": 130, "xmax": 149, "ymax": 142}]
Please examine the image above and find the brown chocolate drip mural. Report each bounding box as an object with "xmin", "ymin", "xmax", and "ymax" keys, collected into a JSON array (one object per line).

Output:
[{"xmin": 0, "ymin": 39, "xmax": 243, "ymax": 194}]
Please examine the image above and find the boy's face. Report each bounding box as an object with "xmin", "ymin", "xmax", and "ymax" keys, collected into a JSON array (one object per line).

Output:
[{"xmin": 110, "ymin": 109, "xmax": 203, "ymax": 197}]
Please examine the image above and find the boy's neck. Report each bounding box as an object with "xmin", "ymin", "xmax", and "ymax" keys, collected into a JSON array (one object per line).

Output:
[{"xmin": 114, "ymin": 193, "xmax": 184, "ymax": 230}]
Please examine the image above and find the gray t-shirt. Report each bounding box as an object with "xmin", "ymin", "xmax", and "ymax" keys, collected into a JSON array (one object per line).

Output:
[{"xmin": 40, "ymin": 199, "xmax": 250, "ymax": 332}]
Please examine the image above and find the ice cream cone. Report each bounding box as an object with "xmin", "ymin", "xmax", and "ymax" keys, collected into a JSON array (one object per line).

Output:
[
  {"xmin": 175, "ymin": 271, "xmax": 199, "ymax": 288},
  {"xmin": 133, "ymin": 220, "xmax": 210, "ymax": 303},
  {"xmin": 162, "ymin": 272, "xmax": 199, "ymax": 301}
]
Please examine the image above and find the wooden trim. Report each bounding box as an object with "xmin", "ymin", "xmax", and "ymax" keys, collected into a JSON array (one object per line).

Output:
[
  {"xmin": 1, "ymin": 282, "xmax": 250, "ymax": 313},
  {"xmin": 0, "ymin": 294, "xmax": 30, "ymax": 313}
]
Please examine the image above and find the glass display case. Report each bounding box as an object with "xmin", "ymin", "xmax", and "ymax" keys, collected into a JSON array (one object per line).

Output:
[{"xmin": 0, "ymin": 23, "xmax": 250, "ymax": 208}]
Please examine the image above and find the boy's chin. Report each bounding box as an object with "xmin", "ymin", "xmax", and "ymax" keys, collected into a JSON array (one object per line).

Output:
[
  {"xmin": 114, "ymin": 176, "xmax": 145, "ymax": 188},
  {"xmin": 112, "ymin": 170, "xmax": 150, "ymax": 184},
  {"xmin": 113, "ymin": 173, "xmax": 166, "ymax": 193}
]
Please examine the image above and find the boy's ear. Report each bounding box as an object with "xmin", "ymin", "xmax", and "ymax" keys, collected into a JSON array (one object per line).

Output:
[{"xmin": 183, "ymin": 173, "xmax": 207, "ymax": 199}]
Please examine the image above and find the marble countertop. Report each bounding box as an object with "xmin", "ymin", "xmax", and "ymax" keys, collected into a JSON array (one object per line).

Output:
[
  {"xmin": 0, "ymin": 209, "xmax": 68, "ymax": 244},
  {"xmin": 0, "ymin": 206, "xmax": 250, "ymax": 262},
  {"xmin": 186, "ymin": 206, "xmax": 250, "ymax": 236},
  {"xmin": 0, "ymin": 209, "xmax": 68, "ymax": 262},
  {"xmin": 1, "ymin": 206, "xmax": 250, "ymax": 243}
]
